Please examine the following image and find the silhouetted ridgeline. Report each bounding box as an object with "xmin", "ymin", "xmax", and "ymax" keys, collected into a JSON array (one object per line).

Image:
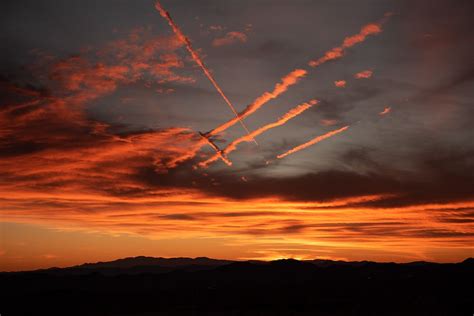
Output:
[{"xmin": 2, "ymin": 257, "xmax": 473, "ymax": 315}]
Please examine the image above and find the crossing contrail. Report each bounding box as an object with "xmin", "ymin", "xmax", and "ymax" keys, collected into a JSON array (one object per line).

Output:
[
  {"xmin": 198, "ymin": 132, "xmax": 232, "ymax": 166},
  {"xmin": 160, "ymin": 11, "xmax": 391, "ymax": 169},
  {"xmin": 199, "ymin": 99, "xmax": 317, "ymax": 168},
  {"xmin": 154, "ymin": 1, "xmax": 255, "ymax": 143},
  {"xmin": 205, "ymin": 69, "xmax": 307, "ymax": 137}
]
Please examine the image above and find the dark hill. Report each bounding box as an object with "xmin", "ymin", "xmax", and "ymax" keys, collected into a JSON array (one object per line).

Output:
[
  {"xmin": 22, "ymin": 256, "xmax": 233, "ymax": 276},
  {"xmin": 77, "ymin": 256, "xmax": 232, "ymax": 269},
  {"xmin": 1, "ymin": 257, "xmax": 472, "ymax": 315}
]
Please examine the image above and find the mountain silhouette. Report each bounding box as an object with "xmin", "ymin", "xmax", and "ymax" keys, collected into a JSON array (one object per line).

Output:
[
  {"xmin": 78, "ymin": 256, "xmax": 232, "ymax": 268},
  {"xmin": 2, "ymin": 257, "xmax": 472, "ymax": 315}
]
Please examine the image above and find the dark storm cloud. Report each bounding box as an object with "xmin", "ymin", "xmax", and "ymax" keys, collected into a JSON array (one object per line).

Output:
[
  {"xmin": 127, "ymin": 144, "xmax": 474, "ymax": 208},
  {"xmin": 336, "ymin": 147, "xmax": 474, "ymax": 208}
]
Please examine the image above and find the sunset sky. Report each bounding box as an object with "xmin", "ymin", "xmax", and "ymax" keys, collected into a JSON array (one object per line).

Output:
[{"xmin": 1, "ymin": 0, "xmax": 473, "ymax": 271}]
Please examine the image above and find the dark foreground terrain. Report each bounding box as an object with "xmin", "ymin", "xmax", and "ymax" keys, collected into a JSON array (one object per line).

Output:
[{"xmin": 2, "ymin": 257, "xmax": 473, "ymax": 316}]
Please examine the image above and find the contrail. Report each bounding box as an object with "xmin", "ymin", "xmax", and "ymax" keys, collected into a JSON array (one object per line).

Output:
[
  {"xmin": 276, "ymin": 103, "xmax": 392, "ymax": 161},
  {"xmin": 205, "ymin": 69, "xmax": 307, "ymax": 137},
  {"xmin": 308, "ymin": 20, "xmax": 386, "ymax": 68},
  {"xmin": 154, "ymin": 1, "xmax": 255, "ymax": 142},
  {"xmin": 178, "ymin": 70, "xmax": 306, "ymax": 168},
  {"xmin": 198, "ymin": 132, "xmax": 232, "ymax": 166},
  {"xmin": 205, "ymin": 15, "xmax": 389, "ymax": 137},
  {"xmin": 277, "ymin": 126, "xmax": 349, "ymax": 159},
  {"xmin": 199, "ymin": 99, "xmax": 317, "ymax": 168},
  {"xmin": 162, "ymin": 14, "xmax": 391, "ymax": 168}
]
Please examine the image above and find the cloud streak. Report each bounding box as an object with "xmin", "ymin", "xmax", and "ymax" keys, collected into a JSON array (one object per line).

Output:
[
  {"xmin": 308, "ymin": 20, "xmax": 386, "ymax": 67},
  {"xmin": 277, "ymin": 126, "xmax": 350, "ymax": 159}
]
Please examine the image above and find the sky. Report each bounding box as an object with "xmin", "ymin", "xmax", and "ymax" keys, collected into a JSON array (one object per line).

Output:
[{"xmin": 1, "ymin": 0, "xmax": 473, "ymax": 271}]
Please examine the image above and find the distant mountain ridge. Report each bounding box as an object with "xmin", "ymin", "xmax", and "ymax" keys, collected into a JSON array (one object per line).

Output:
[
  {"xmin": 4, "ymin": 256, "xmax": 473, "ymax": 275},
  {"xmin": 78, "ymin": 256, "xmax": 232, "ymax": 269},
  {"xmin": 12, "ymin": 256, "xmax": 235, "ymax": 276}
]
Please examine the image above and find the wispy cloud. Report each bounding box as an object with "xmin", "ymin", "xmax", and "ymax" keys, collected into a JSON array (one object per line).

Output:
[
  {"xmin": 334, "ymin": 80, "xmax": 346, "ymax": 88},
  {"xmin": 212, "ymin": 31, "xmax": 248, "ymax": 47},
  {"xmin": 379, "ymin": 106, "xmax": 391, "ymax": 115},
  {"xmin": 355, "ymin": 70, "xmax": 373, "ymax": 79}
]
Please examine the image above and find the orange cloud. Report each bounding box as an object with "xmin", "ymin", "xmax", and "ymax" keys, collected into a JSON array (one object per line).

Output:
[
  {"xmin": 320, "ymin": 119, "xmax": 338, "ymax": 126},
  {"xmin": 0, "ymin": 28, "xmax": 204, "ymax": 179},
  {"xmin": 49, "ymin": 56, "xmax": 129, "ymax": 96},
  {"xmin": 343, "ymin": 24, "xmax": 382, "ymax": 47},
  {"xmin": 354, "ymin": 70, "xmax": 373, "ymax": 79},
  {"xmin": 379, "ymin": 106, "xmax": 391, "ymax": 115},
  {"xmin": 334, "ymin": 80, "xmax": 346, "ymax": 87},
  {"xmin": 3, "ymin": 9, "xmax": 473, "ymax": 271},
  {"xmin": 212, "ymin": 31, "xmax": 248, "ymax": 47},
  {"xmin": 0, "ymin": 28, "xmax": 198, "ymax": 146},
  {"xmin": 102, "ymin": 28, "xmax": 192, "ymax": 84},
  {"xmin": 37, "ymin": 28, "xmax": 194, "ymax": 112},
  {"xmin": 2, "ymin": 77, "xmax": 473, "ymax": 268},
  {"xmin": 277, "ymin": 126, "xmax": 349, "ymax": 159},
  {"xmin": 3, "ymin": 194, "xmax": 473, "ymax": 270}
]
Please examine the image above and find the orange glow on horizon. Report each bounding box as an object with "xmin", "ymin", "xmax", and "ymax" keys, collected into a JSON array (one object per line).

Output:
[{"xmin": 2, "ymin": 195, "xmax": 473, "ymax": 271}]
